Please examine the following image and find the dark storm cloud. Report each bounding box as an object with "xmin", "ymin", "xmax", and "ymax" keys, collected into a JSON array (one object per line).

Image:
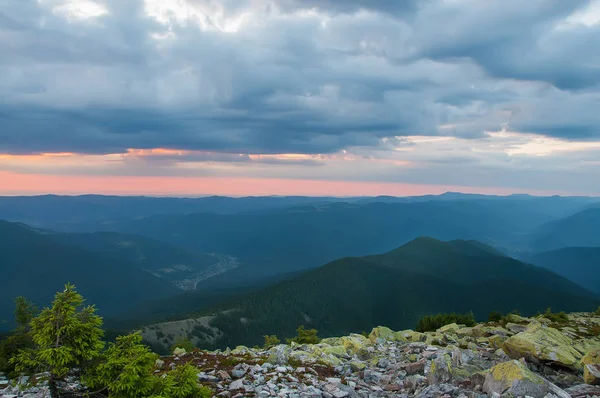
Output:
[{"xmin": 1, "ymin": 0, "xmax": 599, "ymax": 157}]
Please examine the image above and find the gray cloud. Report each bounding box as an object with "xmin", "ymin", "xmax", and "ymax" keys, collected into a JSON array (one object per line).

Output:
[{"xmin": 0, "ymin": 0, "xmax": 599, "ymax": 160}]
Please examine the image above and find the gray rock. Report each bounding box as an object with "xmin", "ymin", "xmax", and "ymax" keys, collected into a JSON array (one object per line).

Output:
[{"xmin": 228, "ymin": 378, "xmax": 245, "ymax": 390}]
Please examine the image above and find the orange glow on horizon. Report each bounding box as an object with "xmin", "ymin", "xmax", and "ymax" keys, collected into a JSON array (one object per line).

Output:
[{"xmin": 0, "ymin": 171, "xmax": 561, "ymax": 197}]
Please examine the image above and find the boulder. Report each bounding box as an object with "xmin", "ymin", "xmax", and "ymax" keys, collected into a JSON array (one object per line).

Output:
[
  {"xmin": 172, "ymin": 347, "xmax": 186, "ymax": 356},
  {"xmin": 267, "ymin": 344, "xmax": 291, "ymax": 365},
  {"xmin": 583, "ymin": 349, "xmax": 600, "ymax": 385},
  {"xmin": 427, "ymin": 353, "xmax": 453, "ymax": 385},
  {"xmin": 503, "ymin": 322, "xmax": 583, "ymax": 369},
  {"xmin": 289, "ymin": 350, "xmax": 316, "ymax": 363},
  {"xmin": 339, "ymin": 335, "xmax": 367, "ymax": 354},
  {"xmin": 455, "ymin": 327, "xmax": 475, "ymax": 337},
  {"xmin": 231, "ymin": 345, "xmax": 252, "ymax": 355},
  {"xmin": 488, "ymin": 334, "xmax": 507, "ymax": 350},
  {"xmin": 505, "ymin": 322, "xmax": 528, "ymax": 334},
  {"xmin": 322, "ymin": 345, "xmax": 348, "ymax": 358},
  {"xmin": 437, "ymin": 323, "xmax": 461, "ymax": 334},
  {"xmin": 584, "ymin": 364, "xmax": 600, "ymax": 385},
  {"xmin": 400, "ymin": 330, "xmax": 426, "ymax": 342},
  {"xmin": 320, "ymin": 337, "xmax": 342, "ymax": 346},
  {"xmin": 505, "ymin": 313, "xmax": 529, "ymax": 324},
  {"xmin": 425, "ymin": 332, "xmax": 446, "ymax": 346},
  {"xmin": 483, "ymin": 360, "xmax": 570, "ymax": 398},
  {"xmin": 369, "ymin": 326, "xmax": 396, "ymax": 343},
  {"xmin": 348, "ymin": 360, "xmax": 366, "ymax": 371}
]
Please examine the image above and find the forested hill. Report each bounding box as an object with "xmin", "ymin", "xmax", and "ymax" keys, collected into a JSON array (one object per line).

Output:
[
  {"xmin": 0, "ymin": 220, "xmax": 179, "ymax": 328},
  {"xmin": 139, "ymin": 237, "xmax": 599, "ymax": 351}
]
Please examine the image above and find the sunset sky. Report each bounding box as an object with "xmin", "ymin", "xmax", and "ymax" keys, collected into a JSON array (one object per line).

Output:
[{"xmin": 2, "ymin": 0, "xmax": 600, "ymax": 196}]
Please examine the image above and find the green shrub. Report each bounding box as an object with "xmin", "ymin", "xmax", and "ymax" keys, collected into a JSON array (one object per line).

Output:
[
  {"xmin": 263, "ymin": 335, "xmax": 281, "ymax": 349},
  {"xmin": 0, "ymin": 297, "xmax": 37, "ymax": 376},
  {"xmin": 541, "ymin": 308, "xmax": 568, "ymax": 323},
  {"xmin": 11, "ymin": 284, "xmax": 104, "ymax": 398},
  {"xmin": 10, "ymin": 284, "xmax": 211, "ymax": 398},
  {"xmin": 84, "ymin": 332, "xmax": 158, "ymax": 398},
  {"xmin": 170, "ymin": 338, "xmax": 196, "ymax": 353},
  {"xmin": 286, "ymin": 325, "xmax": 321, "ymax": 344},
  {"xmin": 416, "ymin": 311, "xmax": 476, "ymax": 332},
  {"xmin": 158, "ymin": 363, "xmax": 212, "ymax": 398},
  {"xmin": 487, "ymin": 311, "xmax": 503, "ymax": 323},
  {"xmin": 596, "ymin": 306, "xmax": 600, "ymax": 315}
]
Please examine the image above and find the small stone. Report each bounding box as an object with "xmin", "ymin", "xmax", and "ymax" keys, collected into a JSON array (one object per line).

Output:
[
  {"xmin": 229, "ymin": 378, "xmax": 245, "ymax": 390},
  {"xmin": 217, "ymin": 370, "xmax": 232, "ymax": 381}
]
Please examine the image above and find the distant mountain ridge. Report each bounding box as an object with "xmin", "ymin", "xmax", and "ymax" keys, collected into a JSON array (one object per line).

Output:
[{"xmin": 90, "ymin": 199, "xmax": 590, "ymax": 279}]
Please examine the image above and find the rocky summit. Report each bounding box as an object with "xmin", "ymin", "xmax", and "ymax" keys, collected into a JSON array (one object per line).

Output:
[{"xmin": 2, "ymin": 311, "xmax": 600, "ymax": 398}]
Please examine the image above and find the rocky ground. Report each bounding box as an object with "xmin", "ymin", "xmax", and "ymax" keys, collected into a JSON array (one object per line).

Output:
[{"xmin": 2, "ymin": 312, "xmax": 600, "ymax": 398}]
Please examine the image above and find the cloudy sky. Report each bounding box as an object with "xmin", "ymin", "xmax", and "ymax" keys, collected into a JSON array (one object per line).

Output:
[{"xmin": 2, "ymin": 0, "xmax": 600, "ymax": 196}]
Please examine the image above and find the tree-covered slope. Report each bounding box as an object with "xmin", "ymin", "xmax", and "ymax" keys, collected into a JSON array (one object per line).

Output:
[
  {"xmin": 531, "ymin": 208, "xmax": 600, "ymax": 251},
  {"xmin": 523, "ymin": 247, "xmax": 600, "ymax": 294},
  {"xmin": 99, "ymin": 200, "xmax": 575, "ymax": 279},
  {"xmin": 46, "ymin": 231, "xmax": 232, "ymax": 284},
  {"xmin": 141, "ymin": 238, "xmax": 599, "ymax": 350},
  {"xmin": 0, "ymin": 221, "xmax": 179, "ymax": 328}
]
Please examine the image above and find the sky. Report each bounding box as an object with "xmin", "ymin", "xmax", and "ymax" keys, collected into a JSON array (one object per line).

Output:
[{"xmin": 1, "ymin": 0, "xmax": 600, "ymax": 196}]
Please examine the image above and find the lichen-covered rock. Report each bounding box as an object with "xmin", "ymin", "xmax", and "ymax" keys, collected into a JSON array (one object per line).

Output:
[
  {"xmin": 289, "ymin": 350, "xmax": 315, "ymax": 363},
  {"xmin": 483, "ymin": 360, "xmax": 569, "ymax": 398},
  {"xmin": 340, "ymin": 335, "xmax": 368, "ymax": 353},
  {"xmin": 455, "ymin": 327, "xmax": 475, "ymax": 337},
  {"xmin": 323, "ymin": 345, "xmax": 348, "ymax": 358},
  {"xmin": 319, "ymin": 353, "xmax": 344, "ymax": 367},
  {"xmin": 488, "ymin": 334, "xmax": 506, "ymax": 349},
  {"xmin": 172, "ymin": 347, "xmax": 186, "ymax": 356},
  {"xmin": 583, "ymin": 350, "xmax": 600, "ymax": 385},
  {"xmin": 349, "ymin": 360, "xmax": 366, "ymax": 371},
  {"xmin": 267, "ymin": 344, "xmax": 291, "ymax": 364},
  {"xmin": 427, "ymin": 353, "xmax": 453, "ymax": 385},
  {"xmin": 503, "ymin": 322, "xmax": 583, "ymax": 369},
  {"xmin": 320, "ymin": 337, "xmax": 342, "ymax": 346},
  {"xmin": 505, "ymin": 313, "xmax": 529, "ymax": 324},
  {"xmin": 231, "ymin": 345, "xmax": 252, "ymax": 355},
  {"xmin": 437, "ymin": 323, "xmax": 461, "ymax": 334},
  {"xmin": 399, "ymin": 330, "xmax": 427, "ymax": 342},
  {"xmin": 505, "ymin": 322, "xmax": 528, "ymax": 334},
  {"xmin": 573, "ymin": 339, "xmax": 600, "ymax": 356},
  {"xmin": 425, "ymin": 332, "xmax": 446, "ymax": 346},
  {"xmin": 369, "ymin": 326, "xmax": 396, "ymax": 343},
  {"xmin": 585, "ymin": 364, "xmax": 600, "ymax": 385}
]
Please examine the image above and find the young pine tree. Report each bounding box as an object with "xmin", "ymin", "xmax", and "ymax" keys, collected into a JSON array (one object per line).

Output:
[
  {"xmin": 0, "ymin": 297, "xmax": 37, "ymax": 375},
  {"xmin": 85, "ymin": 332, "xmax": 211, "ymax": 398},
  {"xmin": 286, "ymin": 326, "xmax": 320, "ymax": 344},
  {"xmin": 263, "ymin": 335, "xmax": 281, "ymax": 349},
  {"xmin": 84, "ymin": 332, "xmax": 159, "ymax": 398},
  {"xmin": 11, "ymin": 284, "xmax": 104, "ymax": 398}
]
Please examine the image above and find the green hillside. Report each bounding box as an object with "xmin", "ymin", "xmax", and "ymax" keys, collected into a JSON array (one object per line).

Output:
[
  {"xmin": 47, "ymin": 231, "xmax": 233, "ymax": 285},
  {"xmin": 0, "ymin": 221, "xmax": 179, "ymax": 329},
  {"xmin": 100, "ymin": 200, "xmax": 572, "ymax": 279},
  {"xmin": 140, "ymin": 238, "xmax": 599, "ymax": 351},
  {"xmin": 531, "ymin": 208, "xmax": 600, "ymax": 251},
  {"xmin": 524, "ymin": 247, "xmax": 600, "ymax": 294}
]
